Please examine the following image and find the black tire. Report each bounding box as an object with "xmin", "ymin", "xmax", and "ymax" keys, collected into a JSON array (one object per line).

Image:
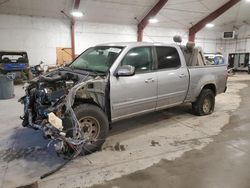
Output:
[
  {"xmin": 192, "ymin": 89, "xmax": 215, "ymax": 116},
  {"xmin": 73, "ymin": 104, "xmax": 109, "ymax": 154}
]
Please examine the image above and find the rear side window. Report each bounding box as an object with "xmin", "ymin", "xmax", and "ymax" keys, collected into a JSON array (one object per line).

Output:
[
  {"xmin": 156, "ymin": 47, "xmax": 181, "ymax": 69},
  {"xmin": 121, "ymin": 47, "xmax": 153, "ymax": 73}
]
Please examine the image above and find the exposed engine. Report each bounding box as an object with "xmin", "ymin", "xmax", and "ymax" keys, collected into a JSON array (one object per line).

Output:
[{"xmin": 19, "ymin": 68, "xmax": 108, "ymax": 156}]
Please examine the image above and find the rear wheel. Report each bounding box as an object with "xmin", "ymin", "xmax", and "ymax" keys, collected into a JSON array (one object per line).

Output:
[
  {"xmin": 73, "ymin": 104, "xmax": 109, "ymax": 154},
  {"xmin": 192, "ymin": 89, "xmax": 215, "ymax": 116}
]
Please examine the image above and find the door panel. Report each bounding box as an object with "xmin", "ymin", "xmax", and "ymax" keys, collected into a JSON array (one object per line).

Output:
[
  {"xmin": 156, "ymin": 68, "xmax": 189, "ymax": 109},
  {"xmin": 155, "ymin": 46, "xmax": 189, "ymax": 109},
  {"xmin": 110, "ymin": 72, "xmax": 157, "ymax": 121},
  {"xmin": 110, "ymin": 46, "xmax": 157, "ymax": 121}
]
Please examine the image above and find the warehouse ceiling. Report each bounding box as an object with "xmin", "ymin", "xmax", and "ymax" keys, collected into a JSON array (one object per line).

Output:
[{"xmin": 0, "ymin": 0, "xmax": 250, "ymax": 29}]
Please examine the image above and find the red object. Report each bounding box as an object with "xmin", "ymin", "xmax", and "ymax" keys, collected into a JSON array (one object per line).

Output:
[
  {"xmin": 71, "ymin": 20, "xmax": 75, "ymax": 60},
  {"xmin": 137, "ymin": 0, "xmax": 168, "ymax": 41},
  {"xmin": 71, "ymin": 0, "xmax": 81, "ymax": 59},
  {"xmin": 189, "ymin": 0, "xmax": 240, "ymax": 42},
  {"xmin": 74, "ymin": 0, "xmax": 81, "ymax": 9}
]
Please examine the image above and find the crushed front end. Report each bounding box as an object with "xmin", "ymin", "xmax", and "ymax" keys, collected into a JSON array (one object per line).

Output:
[{"xmin": 19, "ymin": 68, "xmax": 108, "ymax": 155}]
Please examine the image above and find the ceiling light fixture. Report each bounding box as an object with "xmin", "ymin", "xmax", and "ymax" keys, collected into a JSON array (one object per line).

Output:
[
  {"xmin": 206, "ymin": 23, "xmax": 215, "ymax": 28},
  {"xmin": 149, "ymin": 18, "xmax": 159, "ymax": 24},
  {"xmin": 71, "ymin": 10, "xmax": 84, "ymax": 18}
]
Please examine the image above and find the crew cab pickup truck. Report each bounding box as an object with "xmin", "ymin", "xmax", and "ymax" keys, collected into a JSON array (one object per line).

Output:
[{"xmin": 20, "ymin": 40, "xmax": 228, "ymax": 155}]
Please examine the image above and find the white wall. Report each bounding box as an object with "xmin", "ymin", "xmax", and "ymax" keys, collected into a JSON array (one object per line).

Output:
[
  {"xmin": 214, "ymin": 25, "xmax": 250, "ymax": 63},
  {"xmin": 75, "ymin": 23, "xmax": 220, "ymax": 54},
  {"xmin": 144, "ymin": 26, "xmax": 221, "ymax": 54},
  {"xmin": 0, "ymin": 14, "xmax": 222, "ymax": 66},
  {"xmin": 75, "ymin": 22, "xmax": 137, "ymax": 55},
  {"xmin": 0, "ymin": 14, "xmax": 137, "ymax": 65},
  {"xmin": 0, "ymin": 14, "xmax": 71, "ymax": 65}
]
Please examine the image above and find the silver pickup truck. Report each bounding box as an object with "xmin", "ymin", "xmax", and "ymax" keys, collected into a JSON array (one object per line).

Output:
[{"xmin": 20, "ymin": 39, "xmax": 228, "ymax": 155}]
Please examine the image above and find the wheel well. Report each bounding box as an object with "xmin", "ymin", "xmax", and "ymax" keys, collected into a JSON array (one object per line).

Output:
[
  {"xmin": 73, "ymin": 98, "xmax": 101, "ymax": 108},
  {"xmin": 73, "ymin": 98, "xmax": 111, "ymax": 124},
  {"xmin": 202, "ymin": 84, "xmax": 216, "ymax": 95}
]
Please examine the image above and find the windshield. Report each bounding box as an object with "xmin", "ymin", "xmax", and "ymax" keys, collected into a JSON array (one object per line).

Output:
[{"xmin": 70, "ymin": 46, "xmax": 124, "ymax": 73}]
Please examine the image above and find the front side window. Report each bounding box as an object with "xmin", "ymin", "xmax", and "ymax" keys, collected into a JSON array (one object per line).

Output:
[
  {"xmin": 70, "ymin": 46, "xmax": 123, "ymax": 73},
  {"xmin": 156, "ymin": 47, "xmax": 181, "ymax": 69},
  {"xmin": 121, "ymin": 47, "xmax": 153, "ymax": 73}
]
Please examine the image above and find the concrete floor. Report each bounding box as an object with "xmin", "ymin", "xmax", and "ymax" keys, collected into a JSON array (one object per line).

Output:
[{"xmin": 0, "ymin": 73, "xmax": 249, "ymax": 188}]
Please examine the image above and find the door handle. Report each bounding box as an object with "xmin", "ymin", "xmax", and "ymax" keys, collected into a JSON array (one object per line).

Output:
[
  {"xmin": 179, "ymin": 74, "xmax": 186, "ymax": 78},
  {"xmin": 145, "ymin": 78, "xmax": 155, "ymax": 83}
]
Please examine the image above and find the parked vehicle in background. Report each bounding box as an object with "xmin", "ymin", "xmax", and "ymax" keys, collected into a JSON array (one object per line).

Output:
[
  {"xmin": 0, "ymin": 51, "xmax": 29, "ymax": 80},
  {"xmin": 19, "ymin": 37, "xmax": 228, "ymax": 156},
  {"xmin": 205, "ymin": 53, "xmax": 225, "ymax": 65},
  {"xmin": 228, "ymin": 53, "xmax": 249, "ymax": 72}
]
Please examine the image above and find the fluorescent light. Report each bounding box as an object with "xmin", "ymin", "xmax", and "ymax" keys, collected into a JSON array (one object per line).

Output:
[
  {"xmin": 149, "ymin": 18, "xmax": 159, "ymax": 24},
  {"xmin": 206, "ymin": 23, "xmax": 215, "ymax": 28},
  {"xmin": 71, "ymin": 10, "xmax": 84, "ymax": 17}
]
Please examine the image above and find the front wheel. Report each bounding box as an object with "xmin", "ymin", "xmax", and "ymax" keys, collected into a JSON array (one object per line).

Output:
[
  {"xmin": 74, "ymin": 104, "xmax": 109, "ymax": 154},
  {"xmin": 192, "ymin": 89, "xmax": 215, "ymax": 116}
]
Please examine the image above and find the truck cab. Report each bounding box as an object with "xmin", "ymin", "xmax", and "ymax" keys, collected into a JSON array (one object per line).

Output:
[{"xmin": 108, "ymin": 42, "xmax": 190, "ymax": 121}]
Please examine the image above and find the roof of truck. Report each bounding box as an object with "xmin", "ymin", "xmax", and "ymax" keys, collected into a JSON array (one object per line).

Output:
[{"xmin": 96, "ymin": 42, "xmax": 178, "ymax": 48}]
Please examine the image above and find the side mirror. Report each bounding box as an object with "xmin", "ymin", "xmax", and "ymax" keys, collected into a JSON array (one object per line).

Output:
[{"xmin": 116, "ymin": 65, "xmax": 135, "ymax": 77}]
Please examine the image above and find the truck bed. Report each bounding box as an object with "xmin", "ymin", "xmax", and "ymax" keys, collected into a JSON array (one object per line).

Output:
[{"xmin": 185, "ymin": 65, "xmax": 228, "ymax": 102}]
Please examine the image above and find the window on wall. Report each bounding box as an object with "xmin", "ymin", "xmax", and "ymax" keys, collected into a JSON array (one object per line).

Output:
[
  {"xmin": 155, "ymin": 47, "xmax": 181, "ymax": 69},
  {"xmin": 121, "ymin": 47, "xmax": 153, "ymax": 73}
]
